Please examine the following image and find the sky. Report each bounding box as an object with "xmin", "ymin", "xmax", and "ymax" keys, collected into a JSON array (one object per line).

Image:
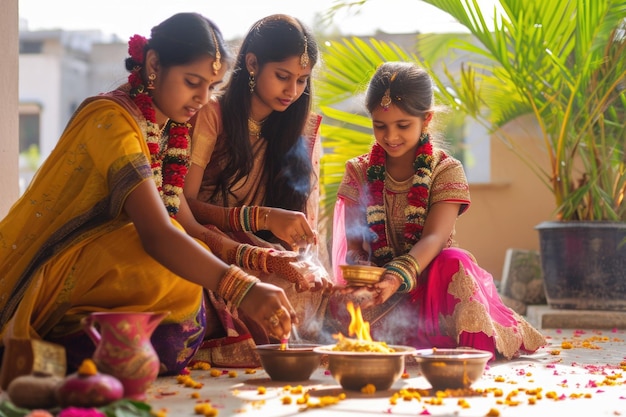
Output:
[{"xmin": 18, "ymin": 0, "xmax": 499, "ymax": 41}]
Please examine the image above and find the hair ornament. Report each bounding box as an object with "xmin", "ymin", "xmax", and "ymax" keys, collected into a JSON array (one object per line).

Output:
[
  {"xmin": 128, "ymin": 34, "xmax": 147, "ymax": 65},
  {"xmin": 380, "ymin": 71, "xmax": 398, "ymax": 110},
  {"xmin": 210, "ymin": 27, "xmax": 222, "ymax": 75},
  {"xmin": 300, "ymin": 36, "xmax": 310, "ymax": 68}
]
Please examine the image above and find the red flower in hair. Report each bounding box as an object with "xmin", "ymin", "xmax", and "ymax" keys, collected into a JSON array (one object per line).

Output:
[{"xmin": 128, "ymin": 35, "xmax": 147, "ymax": 64}]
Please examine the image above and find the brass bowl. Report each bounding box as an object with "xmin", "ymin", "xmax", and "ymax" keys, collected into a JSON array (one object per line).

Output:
[
  {"xmin": 314, "ymin": 344, "xmax": 416, "ymax": 391},
  {"xmin": 414, "ymin": 348, "xmax": 492, "ymax": 390},
  {"xmin": 339, "ymin": 264, "xmax": 386, "ymax": 286},
  {"xmin": 256, "ymin": 344, "xmax": 322, "ymax": 382}
]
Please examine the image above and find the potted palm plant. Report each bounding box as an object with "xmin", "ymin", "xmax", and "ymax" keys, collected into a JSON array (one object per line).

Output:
[{"xmin": 317, "ymin": 0, "xmax": 626, "ymax": 310}]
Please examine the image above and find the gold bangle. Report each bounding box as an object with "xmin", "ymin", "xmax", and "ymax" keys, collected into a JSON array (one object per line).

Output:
[
  {"xmin": 402, "ymin": 254, "xmax": 421, "ymax": 276},
  {"xmin": 263, "ymin": 208, "xmax": 271, "ymax": 229}
]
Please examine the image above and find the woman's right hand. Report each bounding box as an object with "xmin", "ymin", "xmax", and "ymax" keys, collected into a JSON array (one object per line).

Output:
[
  {"xmin": 239, "ymin": 282, "xmax": 297, "ymax": 340},
  {"xmin": 263, "ymin": 207, "xmax": 315, "ymax": 249}
]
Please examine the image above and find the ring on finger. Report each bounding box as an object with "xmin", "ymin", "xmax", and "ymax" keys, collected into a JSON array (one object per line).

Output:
[
  {"xmin": 268, "ymin": 314, "xmax": 279, "ymax": 327},
  {"xmin": 274, "ymin": 308, "xmax": 284, "ymax": 318}
]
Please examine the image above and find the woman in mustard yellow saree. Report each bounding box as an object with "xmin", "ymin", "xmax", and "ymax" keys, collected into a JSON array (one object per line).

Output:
[{"xmin": 0, "ymin": 13, "xmax": 297, "ymax": 384}]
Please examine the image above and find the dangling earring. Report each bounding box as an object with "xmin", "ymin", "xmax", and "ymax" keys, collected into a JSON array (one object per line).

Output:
[
  {"xmin": 248, "ymin": 72, "xmax": 256, "ymax": 94},
  {"xmin": 147, "ymin": 73, "xmax": 156, "ymax": 90}
]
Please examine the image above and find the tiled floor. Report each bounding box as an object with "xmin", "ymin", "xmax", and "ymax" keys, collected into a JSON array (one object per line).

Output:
[{"xmin": 146, "ymin": 327, "xmax": 626, "ymax": 416}]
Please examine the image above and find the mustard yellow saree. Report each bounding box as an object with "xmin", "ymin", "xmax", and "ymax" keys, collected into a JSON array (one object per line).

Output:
[{"xmin": 0, "ymin": 87, "xmax": 205, "ymax": 375}]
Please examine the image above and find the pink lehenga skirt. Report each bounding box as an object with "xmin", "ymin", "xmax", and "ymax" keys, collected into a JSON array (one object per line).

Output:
[{"xmin": 323, "ymin": 247, "xmax": 546, "ymax": 359}]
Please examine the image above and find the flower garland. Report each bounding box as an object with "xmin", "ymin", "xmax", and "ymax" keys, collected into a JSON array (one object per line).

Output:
[
  {"xmin": 127, "ymin": 34, "xmax": 190, "ymax": 217},
  {"xmin": 366, "ymin": 133, "xmax": 434, "ymax": 264}
]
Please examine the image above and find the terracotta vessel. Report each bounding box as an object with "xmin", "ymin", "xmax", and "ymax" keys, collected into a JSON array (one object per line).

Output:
[{"xmin": 82, "ymin": 311, "xmax": 168, "ymax": 400}]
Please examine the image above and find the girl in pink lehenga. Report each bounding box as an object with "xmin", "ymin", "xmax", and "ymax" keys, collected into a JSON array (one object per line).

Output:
[{"xmin": 324, "ymin": 62, "xmax": 546, "ymax": 360}]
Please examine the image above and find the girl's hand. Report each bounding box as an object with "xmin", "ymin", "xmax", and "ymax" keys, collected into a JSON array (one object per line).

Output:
[
  {"xmin": 239, "ymin": 282, "xmax": 297, "ymax": 340},
  {"xmin": 337, "ymin": 273, "xmax": 402, "ymax": 309},
  {"xmin": 263, "ymin": 207, "xmax": 315, "ymax": 250}
]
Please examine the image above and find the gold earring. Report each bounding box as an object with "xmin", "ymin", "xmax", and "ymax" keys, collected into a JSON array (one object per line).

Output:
[
  {"xmin": 248, "ymin": 72, "xmax": 256, "ymax": 94},
  {"xmin": 147, "ymin": 73, "xmax": 156, "ymax": 90}
]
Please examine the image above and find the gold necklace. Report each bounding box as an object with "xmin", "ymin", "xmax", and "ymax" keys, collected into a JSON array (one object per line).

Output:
[
  {"xmin": 248, "ymin": 117, "xmax": 264, "ymax": 138},
  {"xmin": 159, "ymin": 119, "xmax": 170, "ymax": 137}
]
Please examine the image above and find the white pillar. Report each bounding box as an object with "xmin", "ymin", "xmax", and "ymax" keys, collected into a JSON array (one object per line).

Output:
[{"xmin": 0, "ymin": 0, "xmax": 20, "ymax": 217}]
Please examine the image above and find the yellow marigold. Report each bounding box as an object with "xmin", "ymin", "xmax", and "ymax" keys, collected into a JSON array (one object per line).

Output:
[
  {"xmin": 227, "ymin": 370, "xmax": 237, "ymax": 378},
  {"xmin": 257, "ymin": 386, "xmax": 266, "ymax": 395},
  {"xmin": 78, "ymin": 358, "xmax": 98, "ymax": 376},
  {"xmin": 209, "ymin": 369, "xmax": 222, "ymax": 377},
  {"xmin": 486, "ymin": 408, "xmax": 500, "ymax": 416},
  {"xmin": 191, "ymin": 361, "xmax": 211, "ymax": 370},
  {"xmin": 361, "ymin": 384, "xmax": 376, "ymax": 394},
  {"xmin": 290, "ymin": 385, "xmax": 304, "ymax": 394},
  {"xmin": 281, "ymin": 396, "xmax": 292, "ymax": 405}
]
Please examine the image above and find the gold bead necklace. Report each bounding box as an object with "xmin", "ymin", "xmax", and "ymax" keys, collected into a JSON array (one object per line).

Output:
[{"xmin": 248, "ymin": 117, "xmax": 265, "ymax": 138}]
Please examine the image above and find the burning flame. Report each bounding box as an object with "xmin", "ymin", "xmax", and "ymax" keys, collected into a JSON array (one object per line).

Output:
[
  {"xmin": 332, "ymin": 301, "xmax": 395, "ymax": 353},
  {"xmin": 347, "ymin": 301, "xmax": 372, "ymax": 341}
]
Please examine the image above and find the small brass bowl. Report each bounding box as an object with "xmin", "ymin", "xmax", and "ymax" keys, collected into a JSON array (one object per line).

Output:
[
  {"xmin": 314, "ymin": 344, "xmax": 416, "ymax": 391},
  {"xmin": 414, "ymin": 348, "xmax": 492, "ymax": 390},
  {"xmin": 256, "ymin": 344, "xmax": 322, "ymax": 382},
  {"xmin": 339, "ymin": 264, "xmax": 386, "ymax": 286}
]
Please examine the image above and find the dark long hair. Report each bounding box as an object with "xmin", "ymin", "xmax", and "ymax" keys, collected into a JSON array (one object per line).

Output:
[
  {"xmin": 214, "ymin": 14, "xmax": 319, "ymax": 212},
  {"xmin": 124, "ymin": 13, "xmax": 230, "ymax": 75}
]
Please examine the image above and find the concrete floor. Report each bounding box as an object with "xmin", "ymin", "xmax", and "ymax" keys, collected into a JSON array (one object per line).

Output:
[{"xmin": 145, "ymin": 324, "xmax": 626, "ymax": 416}]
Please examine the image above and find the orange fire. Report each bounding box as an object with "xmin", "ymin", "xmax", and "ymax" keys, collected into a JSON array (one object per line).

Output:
[{"xmin": 346, "ymin": 301, "xmax": 372, "ymax": 341}]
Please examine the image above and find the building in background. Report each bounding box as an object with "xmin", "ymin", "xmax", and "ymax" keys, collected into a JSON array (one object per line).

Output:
[{"xmin": 18, "ymin": 22, "xmax": 127, "ymax": 192}]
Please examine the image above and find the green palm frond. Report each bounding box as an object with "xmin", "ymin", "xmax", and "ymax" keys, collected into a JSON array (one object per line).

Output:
[{"xmin": 318, "ymin": 0, "xmax": 626, "ymax": 222}]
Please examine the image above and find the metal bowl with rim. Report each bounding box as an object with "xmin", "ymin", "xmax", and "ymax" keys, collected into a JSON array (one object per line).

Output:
[
  {"xmin": 413, "ymin": 348, "xmax": 492, "ymax": 390},
  {"xmin": 314, "ymin": 344, "xmax": 416, "ymax": 391},
  {"xmin": 256, "ymin": 344, "xmax": 322, "ymax": 382},
  {"xmin": 339, "ymin": 264, "xmax": 386, "ymax": 286}
]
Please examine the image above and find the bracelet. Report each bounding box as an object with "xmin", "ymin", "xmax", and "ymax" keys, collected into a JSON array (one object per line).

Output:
[
  {"xmin": 384, "ymin": 255, "xmax": 418, "ymax": 293},
  {"xmin": 228, "ymin": 206, "xmax": 261, "ymax": 232},
  {"xmin": 263, "ymin": 208, "xmax": 271, "ymax": 230},
  {"xmin": 216, "ymin": 265, "xmax": 260, "ymax": 308},
  {"xmin": 399, "ymin": 254, "xmax": 421, "ymax": 276}
]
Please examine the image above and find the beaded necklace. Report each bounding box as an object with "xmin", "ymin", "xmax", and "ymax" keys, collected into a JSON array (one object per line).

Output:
[
  {"xmin": 127, "ymin": 34, "xmax": 190, "ymax": 218},
  {"xmin": 366, "ymin": 133, "xmax": 434, "ymax": 264}
]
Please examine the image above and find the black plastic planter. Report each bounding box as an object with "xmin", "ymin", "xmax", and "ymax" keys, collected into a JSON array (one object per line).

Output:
[{"xmin": 535, "ymin": 221, "xmax": 626, "ymax": 310}]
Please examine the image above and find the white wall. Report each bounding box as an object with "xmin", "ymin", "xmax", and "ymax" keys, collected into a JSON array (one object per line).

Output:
[
  {"xmin": 0, "ymin": 0, "xmax": 20, "ymax": 217},
  {"xmin": 19, "ymin": 54, "xmax": 62, "ymax": 159}
]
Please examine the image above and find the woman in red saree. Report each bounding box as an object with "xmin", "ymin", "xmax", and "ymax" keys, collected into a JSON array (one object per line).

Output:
[{"xmin": 325, "ymin": 62, "xmax": 546, "ymax": 360}]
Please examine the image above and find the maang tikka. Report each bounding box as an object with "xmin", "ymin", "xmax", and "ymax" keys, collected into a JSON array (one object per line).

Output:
[
  {"xmin": 300, "ymin": 36, "xmax": 310, "ymax": 68},
  {"xmin": 380, "ymin": 72, "xmax": 398, "ymax": 110},
  {"xmin": 210, "ymin": 28, "xmax": 222, "ymax": 75}
]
